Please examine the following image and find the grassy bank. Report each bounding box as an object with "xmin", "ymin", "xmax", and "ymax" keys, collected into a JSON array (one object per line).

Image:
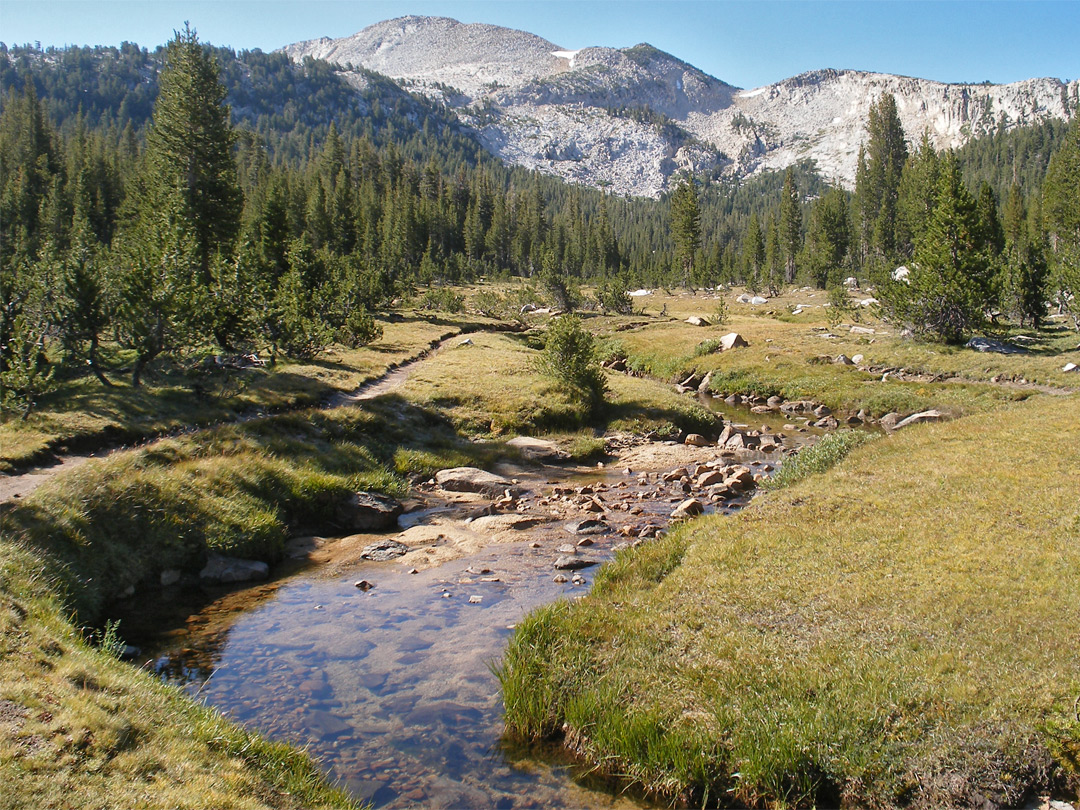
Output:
[
  {"xmin": 0, "ymin": 394, "xmax": 489, "ymax": 623},
  {"xmin": 0, "ymin": 316, "xmax": 472, "ymax": 473},
  {"xmin": 607, "ymin": 289, "xmax": 1078, "ymax": 419},
  {"xmin": 0, "ymin": 541, "xmax": 362, "ymax": 810},
  {"xmin": 498, "ymin": 394, "xmax": 1080, "ymax": 807},
  {"xmin": 399, "ymin": 330, "xmax": 720, "ymax": 440}
]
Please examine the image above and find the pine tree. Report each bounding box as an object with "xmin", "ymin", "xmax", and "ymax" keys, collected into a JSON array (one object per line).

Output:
[
  {"xmin": 58, "ymin": 209, "xmax": 113, "ymax": 386},
  {"xmin": 1001, "ymin": 185, "xmax": 1048, "ymax": 326},
  {"xmin": 670, "ymin": 178, "xmax": 701, "ymax": 290},
  {"xmin": 0, "ymin": 85, "xmax": 62, "ymax": 269},
  {"xmin": 884, "ymin": 153, "xmax": 989, "ymax": 342},
  {"xmin": 764, "ymin": 218, "xmax": 784, "ymax": 295},
  {"xmin": 779, "ymin": 167, "xmax": 802, "ymax": 283},
  {"xmin": 802, "ymin": 188, "xmax": 851, "ymax": 288},
  {"xmin": 741, "ymin": 213, "xmax": 765, "ymax": 292},
  {"xmin": 115, "ymin": 210, "xmax": 203, "ymax": 386},
  {"xmin": 855, "ymin": 94, "xmax": 908, "ymax": 275},
  {"xmin": 1042, "ymin": 118, "xmax": 1080, "ymax": 329},
  {"xmin": 143, "ymin": 24, "xmax": 241, "ymax": 289},
  {"xmin": 896, "ymin": 131, "xmax": 941, "ymax": 260}
]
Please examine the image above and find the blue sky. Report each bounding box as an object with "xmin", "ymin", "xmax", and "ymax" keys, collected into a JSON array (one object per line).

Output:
[{"xmin": 2, "ymin": 1, "xmax": 1078, "ymax": 89}]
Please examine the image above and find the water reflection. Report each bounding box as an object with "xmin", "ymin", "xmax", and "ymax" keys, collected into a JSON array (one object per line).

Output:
[{"xmin": 137, "ymin": 542, "xmax": 652, "ymax": 808}]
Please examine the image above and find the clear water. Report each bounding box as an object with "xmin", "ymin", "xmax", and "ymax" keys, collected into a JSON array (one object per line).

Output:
[{"xmin": 122, "ymin": 398, "xmax": 828, "ymax": 808}]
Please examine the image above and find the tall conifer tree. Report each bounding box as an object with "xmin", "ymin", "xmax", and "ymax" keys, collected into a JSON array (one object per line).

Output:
[
  {"xmin": 855, "ymin": 94, "xmax": 907, "ymax": 274},
  {"xmin": 143, "ymin": 24, "xmax": 241, "ymax": 287},
  {"xmin": 779, "ymin": 167, "xmax": 802, "ymax": 283},
  {"xmin": 670, "ymin": 178, "xmax": 701, "ymax": 290}
]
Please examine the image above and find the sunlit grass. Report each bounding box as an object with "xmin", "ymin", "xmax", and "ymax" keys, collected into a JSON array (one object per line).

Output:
[
  {"xmin": 609, "ymin": 289, "xmax": 1079, "ymax": 419},
  {"xmin": 0, "ymin": 317, "xmax": 466, "ymax": 472},
  {"xmin": 498, "ymin": 394, "xmax": 1080, "ymax": 807}
]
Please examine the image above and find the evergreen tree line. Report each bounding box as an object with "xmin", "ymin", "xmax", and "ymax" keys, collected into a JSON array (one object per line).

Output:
[
  {"xmin": 0, "ymin": 37, "xmax": 836, "ymax": 293},
  {"xmin": 704, "ymin": 94, "xmax": 1079, "ymax": 342},
  {"xmin": 2, "ymin": 34, "xmax": 1077, "ymax": 416},
  {"xmin": 0, "ymin": 29, "xmax": 848, "ymax": 415}
]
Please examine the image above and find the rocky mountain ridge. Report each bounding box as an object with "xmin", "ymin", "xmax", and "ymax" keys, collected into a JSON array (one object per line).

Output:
[{"xmin": 283, "ymin": 15, "xmax": 1079, "ymax": 197}]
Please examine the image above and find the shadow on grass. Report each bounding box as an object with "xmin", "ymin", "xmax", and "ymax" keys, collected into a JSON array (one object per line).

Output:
[
  {"xmin": 0, "ymin": 394, "xmax": 509, "ymax": 624},
  {"xmin": 598, "ymin": 398, "xmax": 720, "ymax": 439}
]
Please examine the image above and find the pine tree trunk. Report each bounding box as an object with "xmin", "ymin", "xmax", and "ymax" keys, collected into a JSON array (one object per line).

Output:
[{"xmin": 88, "ymin": 338, "xmax": 114, "ymax": 388}]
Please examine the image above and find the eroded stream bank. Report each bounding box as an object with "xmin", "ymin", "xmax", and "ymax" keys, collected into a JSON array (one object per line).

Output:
[{"xmin": 113, "ymin": 393, "xmax": 838, "ymax": 809}]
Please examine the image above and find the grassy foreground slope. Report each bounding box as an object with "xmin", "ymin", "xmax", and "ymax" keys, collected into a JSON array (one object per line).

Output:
[
  {"xmin": 0, "ymin": 541, "xmax": 361, "ymax": 810},
  {"xmin": 499, "ymin": 394, "xmax": 1080, "ymax": 808}
]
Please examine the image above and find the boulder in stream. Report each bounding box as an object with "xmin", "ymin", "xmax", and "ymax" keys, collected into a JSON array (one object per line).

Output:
[
  {"xmin": 566, "ymin": 518, "xmax": 609, "ymax": 535},
  {"xmin": 671, "ymin": 499, "xmax": 705, "ymax": 520},
  {"xmin": 554, "ymin": 555, "xmax": 598, "ymax": 571},
  {"xmin": 435, "ymin": 467, "xmax": 519, "ymax": 496},
  {"xmin": 336, "ymin": 491, "xmax": 404, "ymax": 532}
]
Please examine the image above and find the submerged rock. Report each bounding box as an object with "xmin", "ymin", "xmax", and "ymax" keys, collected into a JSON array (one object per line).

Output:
[
  {"xmin": 566, "ymin": 518, "xmax": 609, "ymax": 535},
  {"xmin": 199, "ymin": 554, "xmax": 269, "ymax": 584},
  {"xmin": 160, "ymin": 569, "xmax": 181, "ymax": 587}
]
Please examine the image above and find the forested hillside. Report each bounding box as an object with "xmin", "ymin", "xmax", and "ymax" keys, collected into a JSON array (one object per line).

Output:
[{"xmin": 2, "ymin": 33, "xmax": 1077, "ymax": 416}]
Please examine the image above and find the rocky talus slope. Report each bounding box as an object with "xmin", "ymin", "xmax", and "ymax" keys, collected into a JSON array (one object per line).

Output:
[{"xmin": 283, "ymin": 15, "xmax": 1079, "ymax": 196}]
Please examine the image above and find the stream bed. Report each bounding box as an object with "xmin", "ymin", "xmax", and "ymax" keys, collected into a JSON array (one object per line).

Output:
[{"xmin": 118, "ymin": 398, "xmax": 833, "ymax": 808}]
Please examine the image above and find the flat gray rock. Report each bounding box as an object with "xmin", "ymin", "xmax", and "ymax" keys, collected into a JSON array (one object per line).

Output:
[
  {"xmin": 966, "ymin": 337, "xmax": 1027, "ymax": 354},
  {"xmin": 435, "ymin": 467, "xmax": 517, "ymax": 496},
  {"xmin": 891, "ymin": 410, "xmax": 945, "ymax": 430},
  {"xmin": 554, "ymin": 555, "xmax": 598, "ymax": 571},
  {"xmin": 360, "ymin": 539, "xmax": 410, "ymax": 561}
]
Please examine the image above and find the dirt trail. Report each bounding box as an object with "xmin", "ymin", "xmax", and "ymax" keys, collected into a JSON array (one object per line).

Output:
[{"xmin": 0, "ymin": 335, "xmax": 462, "ymax": 505}]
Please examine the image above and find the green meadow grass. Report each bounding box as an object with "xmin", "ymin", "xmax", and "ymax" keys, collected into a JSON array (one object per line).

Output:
[{"xmin": 498, "ymin": 394, "xmax": 1080, "ymax": 807}]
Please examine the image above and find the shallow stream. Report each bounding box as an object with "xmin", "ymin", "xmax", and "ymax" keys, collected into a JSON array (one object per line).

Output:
[{"xmin": 118, "ymin": 396, "xmax": 830, "ymax": 808}]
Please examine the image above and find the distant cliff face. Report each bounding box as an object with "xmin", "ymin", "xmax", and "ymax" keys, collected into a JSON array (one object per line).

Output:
[{"xmin": 283, "ymin": 16, "xmax": 1079, "ymax": 197}]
